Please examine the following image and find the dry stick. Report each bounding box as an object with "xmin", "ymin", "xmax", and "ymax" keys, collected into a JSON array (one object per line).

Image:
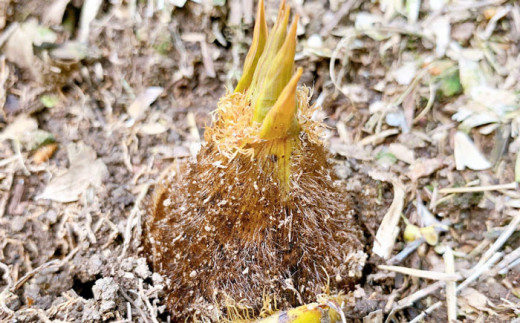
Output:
[
  {"xmin": 16, "ymin": 308, "xmax": 52, "ymax": 323},
  {"xmin": 499, "ymin": 258, "xmax": 520, "ymax": 274},
  {"xmin": 408, "ymin": 252, "xmax": 503, "ymax": 323},
  {"xmin": 476, "ymin": 210, "xmax": 520, "ymax": 268},
  {"xmin": 127, "ymin": 302, "xmax": 132, "ymax": 322},
  {"xmin": 444, "ymin": 247, "xmax": 457, "ymax": 323},
  {"xmin": 329, "ymin": 31, "xmax": 358, "ymax": 101},
  {"xmin": 407, "ymin": 211, "xmax": 520, "ymax": 322},
  {"xmin": 12, "ymin": 247, "xmax": 79, "ymax": 291},
  {"xmin": 138, "ymin": 279, "xmax": 159, "ymax": 323},
  {"xmin": 385, "ymin": 281, "xmax": 444, "ymax": 323},
  {"xmin": 0, "ymin": 22, "xmax": 18, "ymax": 47},
  {"xmin": 0, "ymin": 262, "xmax": 15, "ymax": 316},
  {"xmin": 378, "ymin": 265, "xmax": 461, "ymax": 281},
  {"xmin": 200, "ymin": 40, "xmax": 216, "ymax": 78},
  {"xmin": 387, "ymin": 238, "xmax": 424, "ymax": 265},
  {"xmin": 120, "ymin": 182, "xmax": 151, "ymax": 259},
  {"xmin": 0, "ymin": 170, "xmax": 14, "ymax": 219},
  {"xmin": 0, "ymin": 156, "xmax": 18, "ymax": 168},
  {"xmin": 413, "ymin": 80, "xmax": 436, "ymax": 123},
  {"xmin": 492, "ymin": 245, "xmax": 520, "ymax": 275},
  {"xmin": 391, "ymin": 211, "xmax": 520, "ymax": 321},
  {"xmin": 119, "ymin": 289, "xmax": 150, "ymax": 323},
  {"xmin": 439, "ymin": 182, "xmax": 518, "ymax": 194},
  {"xmin": 358, "ymin": 129, "xmax": 401, "ymax": 147}
]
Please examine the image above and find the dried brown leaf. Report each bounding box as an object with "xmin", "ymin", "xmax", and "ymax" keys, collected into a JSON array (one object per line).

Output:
[{"xmin": 36, "ymin": 142, "xmax": 108, "ymax": 203}]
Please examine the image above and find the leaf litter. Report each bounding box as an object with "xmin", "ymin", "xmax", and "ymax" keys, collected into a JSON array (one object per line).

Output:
[
  {"xmin": 0, "ymin": 0, "xmax": 520, "ymax": 322},
  {"xmin": 36, "ymin": 142, "xmax": 108, "ymax": 203}
]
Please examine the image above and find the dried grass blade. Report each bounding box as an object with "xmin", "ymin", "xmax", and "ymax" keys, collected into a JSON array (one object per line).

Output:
[{"xmin": 378, "ymin": 265, "xmax": 462, "ymax": 281}]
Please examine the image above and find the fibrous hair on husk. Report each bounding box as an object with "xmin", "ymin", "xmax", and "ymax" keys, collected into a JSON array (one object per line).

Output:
[{"xmin": 144, "ymin": 88, "xmax": 366, "ymax": 320}]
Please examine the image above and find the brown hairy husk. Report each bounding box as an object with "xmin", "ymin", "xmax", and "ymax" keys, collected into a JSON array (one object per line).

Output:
[{"xmin": 143, "ymin": 90, "xmax": 366, "ymax": 320}]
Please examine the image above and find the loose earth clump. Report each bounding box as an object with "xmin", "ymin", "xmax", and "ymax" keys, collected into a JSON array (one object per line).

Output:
[{"xmin": 144, "ymin": 0, "xmax": 366, "ymax": 320}]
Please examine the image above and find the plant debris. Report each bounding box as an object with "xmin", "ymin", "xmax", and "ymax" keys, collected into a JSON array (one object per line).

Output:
[{"xmin": 1, "ymin": 0, "xmax": 519, "ymax": 321}]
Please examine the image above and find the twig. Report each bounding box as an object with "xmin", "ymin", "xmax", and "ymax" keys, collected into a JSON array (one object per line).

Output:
[
  {"xmin": 409, "ymin": 252, "xmax": 503, "ymax": 323},
  {"xmin": 392, "ymin": 217, "xmax": 511, "ymax": 322},
  {"xmin": 392, "ymin": 69, "xmax": 429, "ymax": 108},
  {"xmin": 413, "ymin": 80, "xmax": 436, "ymax": 123},
  {"xmin": 378, "ymin": 265, "xmax": 461, "ymax": 281},
  {"xmin": 439, "ymin": 182, "xmax": 518, "ymax": 194},
  {"xmin": 492, "ymin": 245, "xmax": 520, "ymax": 275},
  {"xmin": 119, "ymin": 289, "xmax": 150, "ymax": 323},
  {"xmin": 0, "ymin": 262, "xmax": 15, "ymax": 316},
  {"xmin": 499, "ymin": 258, "xmax": 520, "ymax": 275},
  {"xmin": 0, "ymin": 22, "xmax": 18, "ymax": 48},
  {"xmin": 120, "ymin": 182, "xmax": 151, "ymax": 259},
  {"xmin": 444, "ymin": 247, "xmax": 457, "ymax": 322},
  {"xmin": 12, "ymin": 247, "xmax": 79, "ymax": 291},
  {"xmin": 0, "ymin": 156, "xmax": 18, "ymax": 168},
  {"xmin": 0, "ymin": 169, "xmax": 14, "ymax": 219},
  {"xmin": 329, "ymin": 31, "xmax": 358, "ymax": 102},
  {"xmin": 200, "ymin": 40, "xmax": 216, "ymax": 78},
  {"xmin": 358, "ymin": 129, "xmax": 400, "ymax": 146},
  {"xmin": 387, "ymin": 238, "xmax": 424, "ymax": 265},
  {"xmin": 15, "ymin": 308, "xmax": 52, "ymax": 323},
  {"xmin": 459, "ymin": 252, "xmax": 503, "ymax": 291},
  {"xmin": 13, "ymin": 140, "xmax": 30, "ymax": 176},
  {"xmin": 385, "ymin": 281, "xmax": 444, "ymax": 322},
  {"xmin": 476, "ymin": 211, "xmax": 520, "ymax": 268},
  {"xmin": 138, "ymin": 279, "xmax": 159, "ymax": 323}
]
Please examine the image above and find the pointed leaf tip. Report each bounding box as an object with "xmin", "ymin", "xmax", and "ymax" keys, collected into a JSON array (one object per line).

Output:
[
  {"xmin": 234, "ymin": 0, "xmax": 267, "ymax": 93},
  {"xmin": 249, "ymin": 2, "xmax": 291, "ymax": 96},
  {"xmin": 259, "ymin": 67, "xmax": 303, "ymax": 140},
  {"xmin": 252, "ymin": 13, "xmax": 299, "ymax": 124}
]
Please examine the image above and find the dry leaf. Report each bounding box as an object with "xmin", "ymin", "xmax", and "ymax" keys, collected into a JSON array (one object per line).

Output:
[
  {"xmin": 392, "ymin": 62, "xmax": 417, "ymax": 85},
  {"xmin": 407, "ymin": 157, "xmax": 444, "ymax": 181},
  {"xmin": 4, "ymin": 22, "xmax": 35, "ymax": 70},
  {"xmin": 0, "ymin": 115, "xmax": 38, "ymax": 141},
  {"xmin": 138, "ymin": 123, "xmax": 168, "ymax": 135},
  {"xmin": 373, "ymin": 181, "xmax": 406, "ymax": 259},
  {"xmin": 459, "ymin": 288, "xmax": 497, "ymax": 315},
  {"xmin": 4, "ymin": 19, "xmax": 57, "ymax": 78},
  {"xmin": 331, "ymin": 142, "xmax": 373, "ymax": 161},
  {"xmin": 50, "ymin": 41, "xmax": 90, "ymax": 61},
  {"xmin": 454, "ymin": 131, "xmax": 491, "ymax": 171},
  {"xmin": 389, "ymin": 143, "xmax": 415, "ymax": 164},
  {"xmin": 36, "ymin": 142, "xmax": 108, "ymax": 203},
  {"xmin": 127, "ymin": 87, "xmax": 164, "ymax": 120},
  {"xmin": 458, "ymin": 57, "xmax": 486, "ymax": 95}
]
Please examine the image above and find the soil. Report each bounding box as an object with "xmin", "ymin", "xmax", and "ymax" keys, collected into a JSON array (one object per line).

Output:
[{"xmin": 1, "ymin": 0, "xmax": 520, "ymax": 322}]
